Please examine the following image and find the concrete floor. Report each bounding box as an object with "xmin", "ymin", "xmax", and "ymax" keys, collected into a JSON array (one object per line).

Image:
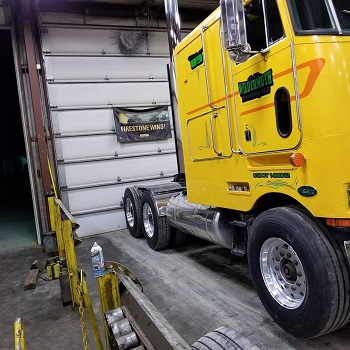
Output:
[
  {"xmin": 1, "ymin": 230, "xmax": 350, "ymax": 349},
  {"xmin": 0, "ymin": 245, "xmax": 83, "ymax": 350}
]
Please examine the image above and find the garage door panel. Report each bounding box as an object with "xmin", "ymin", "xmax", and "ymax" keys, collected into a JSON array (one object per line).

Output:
[
  {"xmin": 69, "ymin": 186, "xmax": 124, "ymax": 212},
  {"xmin": 42, "ymin": 28, "xmax": 169, "ymax": 55},
  {"xmin": 56, "ymin": 133, "xmax": 175, "ymax": 160},
  {"xmin": 45, "ymin": 56, "xmax": 169, "ymax": 80},
  {"xmin": 52, "ymin": 109, "xmax": 114, "ymax": 133},
  {"xmin": 52, "ymin": 107, "xmax": 173, "ymax": 134},
  {"xmin": 48, "ymin": 82, "xmax": 170, "ymax": 107},
  {"xmin": 61, "ymin": 153, "xmax": 177, "ymax": 187},
  {"xmin": 75, "ymin": 210, "xmax": 126, "ymax": 237},
  {"xmin": 68, "ymin": 177, "xmax": 175, "ymax": 212}
]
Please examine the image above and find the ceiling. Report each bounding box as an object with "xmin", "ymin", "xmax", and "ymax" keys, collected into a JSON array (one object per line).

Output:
[{"xmin": 38, "ymin": 0, "xmax": 220, "ymax": 23}]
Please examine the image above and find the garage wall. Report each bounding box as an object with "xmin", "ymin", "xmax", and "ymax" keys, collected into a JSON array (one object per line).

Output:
[{"xmin": 39, "ymin": 17, "xmax": 178, "ymax": 236}]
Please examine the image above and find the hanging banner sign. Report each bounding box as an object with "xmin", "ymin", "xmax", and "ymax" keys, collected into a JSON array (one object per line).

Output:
[{"xmin": 113, "ymin": 107, "xmax": 172, "ymax": 143}]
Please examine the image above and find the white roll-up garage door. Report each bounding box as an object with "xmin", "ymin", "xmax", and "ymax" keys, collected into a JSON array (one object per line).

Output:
[{"xmin": 40, "ymin": 16, "xmax": 178, "ymax": 236}]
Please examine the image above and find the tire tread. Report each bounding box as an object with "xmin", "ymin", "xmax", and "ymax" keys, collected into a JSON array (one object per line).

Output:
[
  {"xmin": 141, "ymin": 191, "xmax": 171, "ymax": 250},
  {"xmin": 287, "ymin": 206, "xmax": 350, "ymax": 335},
  {"xmin": 156, "ymin": 216, "xmax": 171, "ymax": 250},
  {"xmin": 123, "ymin": 187, "xmax": 143, "ymax": 238},
  {"xmin": 191, "ymin": 326, "xmax": 259, "ymax": 350},
  {"xmin": 170, "ymin": 229, "xmax": 188, "ymax": 247}
]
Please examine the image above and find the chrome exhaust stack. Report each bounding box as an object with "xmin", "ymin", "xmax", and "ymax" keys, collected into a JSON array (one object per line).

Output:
[
  {"xmin": 164, "ymin": 0, "xmax": 185, "ymax": 173},
  {"xmin": 164, "ymin": 0, "xmax": 181, "ymax": 63}
]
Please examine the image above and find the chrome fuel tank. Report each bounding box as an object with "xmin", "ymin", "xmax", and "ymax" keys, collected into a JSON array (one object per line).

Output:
[{"xmin": 166, "ymin": 191, "xmax": 232, "ymax": 249}]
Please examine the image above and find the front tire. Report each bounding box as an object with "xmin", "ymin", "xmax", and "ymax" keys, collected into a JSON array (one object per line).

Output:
[
  {"xmin": 141, "ymin": 191, "xmax": 171, "ymax": 250},
  {"xmin": 248, "ymin": 207, "xmax": 350, "ymax": 338}
]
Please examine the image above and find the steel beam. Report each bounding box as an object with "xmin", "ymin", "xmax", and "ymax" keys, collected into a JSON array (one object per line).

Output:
[{"xmin": 20, "ymin": 0, "xmax": 52, "ymax": 196}]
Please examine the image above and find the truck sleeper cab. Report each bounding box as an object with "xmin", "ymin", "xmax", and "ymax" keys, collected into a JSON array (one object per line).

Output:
[{"xmin": 123, "ymin": 0, "xmax": 350, "ymax": 339}]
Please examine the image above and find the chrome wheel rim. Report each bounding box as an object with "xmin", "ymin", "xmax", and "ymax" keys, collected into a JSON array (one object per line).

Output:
[
  {"xmin": 142, "ymin": 203, "xmax": 154, "ymax": 238},
  {"xmin": 260, "ymin": 237, "xmax": 306, "ymax": 309},
  {"xmin": 125, "ymin": 198, "xmax": 135, "ymax": 228}
]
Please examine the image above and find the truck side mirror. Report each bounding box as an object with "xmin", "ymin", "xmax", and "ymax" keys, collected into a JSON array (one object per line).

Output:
[{"xmin": 220, "ymin": 0, "xmax": 251, "ymax": 63}]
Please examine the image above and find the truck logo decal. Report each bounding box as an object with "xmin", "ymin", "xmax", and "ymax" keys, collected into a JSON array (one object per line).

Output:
[
  {"xmin": 254, "ymin": 173, "xmax": 297, "ymax": 190},
  {"xmin": 238, "ymin": 69, "xmax": 274, "ymax": 102},
  {"xmin": 297, "ymin": 186, "xmax": 317, "ymax": 197},
  {"xmin": 188, "ymin": 49, "xmax": 203, "ymax": 70},
  {"xmin": 253, "ymin": 172, "xmax": 291, "ymax": 179}
]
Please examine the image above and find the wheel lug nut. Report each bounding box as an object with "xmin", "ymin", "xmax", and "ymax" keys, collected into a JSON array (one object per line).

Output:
[
  {"xmin": 291, "ymin": 286, "xmax": 296, "ymax": 291},
  {"xmin": 275, "ymin": 256, "xmax": 280, "ymax": 262},
  {"xmin": 280, "ymin": 252, "xmax": 285, "ymax": 257},
  {"xmin": 275, "ymin": 266, "xmax": 279, "ymax": 271},
  {"xmin": 297, "ymin": 271, "xmax": 302, "ymax": 277},
  {"xmin": 296, "ymin": 281, "xmax": 301, "ymax": 287},
  {"xmin": 300, "ymin": 292, "xmax": 304, "ymax": 296},
  {"xmin": 286, "ymin": 253, "xmax": 291, "ymax": 258},
  {"xmin": 294, "ymin": 260, "xmax": 298, "ymax": 266}
]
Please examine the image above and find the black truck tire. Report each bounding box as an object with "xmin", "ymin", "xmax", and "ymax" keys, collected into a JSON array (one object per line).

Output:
[
  {"xmin": 123, "ymin": 187, "xmax": 143, "ymax": 238},
  {"xmin": 141, "ymin": 191, "xmax": 171, "ymax": 250},
  {"xmin": 169, "ymin": 228, "xmax": 188, "ymax": 247},
  {"xmin": 286, "ymin": 204, "xmax": 350, "ymax": 334},
  {"xmin": 191, "ymin": 326, "xmax": 260, "ymax": 350},
  {"xmin": 248, "ymin": 206, "xmax": 350, "ymax": 338}
]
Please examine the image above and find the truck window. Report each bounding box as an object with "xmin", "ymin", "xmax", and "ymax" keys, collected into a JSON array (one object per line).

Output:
[
  {"xmin": 266, "ymin": 0, "xmax": 284, "ymax": 44},
  {"xmin": 275, "ymin": 88, "xmax": 292, "ymax": 138},
  {"xmin": 333, "ymin": 0, "xmax": 350, "ymax": 31},
  {"xmin": 245, "ymin": 0, "xmax": 284, "ymax": 52},
  {"xmin": 289, "ymin": 0, "xmax": 334, "ymax": 30},
  {"xmin": 287, "ymin": 0, "xmax": 350, "ymax": 33}
]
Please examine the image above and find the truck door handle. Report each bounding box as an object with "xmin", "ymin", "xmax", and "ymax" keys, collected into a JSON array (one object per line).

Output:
[
  {"xmin": 245, "ymin": 130, "xmax": 252, "ymax": 142},
  {"xmin": 210, "ymin": 113, "xmax": 222, "ymax": 157}
]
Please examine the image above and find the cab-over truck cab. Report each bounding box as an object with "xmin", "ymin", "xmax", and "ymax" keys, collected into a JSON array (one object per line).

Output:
[{"xmin": 124, "ymin": 0, "xmax": 350, "ymax": 339}]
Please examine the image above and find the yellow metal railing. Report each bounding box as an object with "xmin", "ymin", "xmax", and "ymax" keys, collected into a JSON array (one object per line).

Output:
[
  {"xmin": 14, "ymin": 318, "xmax": 26, "ymax": 350},
  {"xmin": 29, "ymin": 195, "xmax": 142, "ymax": 350},
  {"xmin": 47, "ymin": 196, "xmax": 104, "ymax": 350},
  {"xmin": 48, "ymin": 197, "xmax": 81, "ymax": 307}
]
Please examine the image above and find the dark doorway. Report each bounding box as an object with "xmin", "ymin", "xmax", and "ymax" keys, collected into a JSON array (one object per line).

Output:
[{"xmin": 0, "ymin": 29, "xmax": 37, "ymax": 251}]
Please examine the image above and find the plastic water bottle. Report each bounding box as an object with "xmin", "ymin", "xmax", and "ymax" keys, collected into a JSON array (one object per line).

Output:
[{"xmin": 91, "ymin": 242, "xmax": 105, "ymax": 277}]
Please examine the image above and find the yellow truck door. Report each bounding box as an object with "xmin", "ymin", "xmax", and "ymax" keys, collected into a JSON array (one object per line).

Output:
[{"xmin": 232, "ymin": 1, "xmax": 301, "ymax": 155}]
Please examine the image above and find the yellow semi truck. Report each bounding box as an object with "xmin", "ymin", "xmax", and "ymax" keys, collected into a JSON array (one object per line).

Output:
[{"xmin": 123, "ymin": 0, "xmax": 350, "ymax": 339}]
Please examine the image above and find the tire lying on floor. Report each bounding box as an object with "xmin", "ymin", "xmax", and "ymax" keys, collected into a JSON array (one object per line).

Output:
[
  {"xmin": 248, "ymin": 206, "xmax": 350, "ymax": 338},
  {"xmin": 191, "ymin": 326, "xmax": 260, "ymax": 350},
  {"xmin": 123, "ymin": 187, "xmax": 143, "ymax": 238},
  {"xmin": 140, "ymin": 191, "xmax": 171, "ymax": 250}
]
